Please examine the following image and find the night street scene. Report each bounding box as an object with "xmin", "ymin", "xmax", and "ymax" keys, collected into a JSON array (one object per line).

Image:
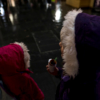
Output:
[{"xmin": 0, "ymin": 0, "xmax": 100, "ymax": 100}]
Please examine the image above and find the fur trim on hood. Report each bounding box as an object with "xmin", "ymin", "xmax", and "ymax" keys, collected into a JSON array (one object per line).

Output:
[
  {"xmin": 14, "ymin": 42, "xmax": 30, "ymax": 69},
  {"xmin": 60, "ymin": 9, "xmax": 82, "ymax": 78}
]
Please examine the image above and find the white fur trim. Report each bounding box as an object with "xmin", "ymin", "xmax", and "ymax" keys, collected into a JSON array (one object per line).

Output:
[
  {"xmin": 60, "ymin": 9, "xmax": 82, "ymax": 78},
  {"xmin": 14, "ymin": 42, "xmax": 30, "ymax": 69}
]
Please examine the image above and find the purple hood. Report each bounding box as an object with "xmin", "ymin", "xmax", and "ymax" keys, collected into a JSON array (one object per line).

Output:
[{"xmin": 59, "ymin": 9, "xmax": 100, "ymax": 100}]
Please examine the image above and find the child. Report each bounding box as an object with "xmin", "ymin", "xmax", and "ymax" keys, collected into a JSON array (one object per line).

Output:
[
  {"xmin": 46, "ymin": 9, "xmax": 100, "ymax": 100},
  {"xmin": 0, "ymin": 42, "xmax": 44, "ymax": 100}
]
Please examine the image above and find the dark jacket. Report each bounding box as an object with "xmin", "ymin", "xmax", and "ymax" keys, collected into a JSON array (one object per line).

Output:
[{"xmin": 56, "ymin": 12, "xmax": 100, "ymax": 100}]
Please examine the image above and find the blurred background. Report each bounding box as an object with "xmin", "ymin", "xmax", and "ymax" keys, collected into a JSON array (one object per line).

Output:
[{"xmin": 0, "ymin": 0, "xmax": 100, "ymax": 100}]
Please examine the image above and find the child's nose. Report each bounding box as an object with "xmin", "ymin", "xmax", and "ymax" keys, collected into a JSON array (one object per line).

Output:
[{"xmin": 59, "ymin": 42, "xmax": 61, "ymax": 47}]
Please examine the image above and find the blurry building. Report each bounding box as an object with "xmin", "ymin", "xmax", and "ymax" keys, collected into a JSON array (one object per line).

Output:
[{"xmin": 66, "ymin": 0, "xmax": 94, "ymax": 8}]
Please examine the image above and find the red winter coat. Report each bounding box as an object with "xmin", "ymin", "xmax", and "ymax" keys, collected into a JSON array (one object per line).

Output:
[{"xmin": 0, "ymin": 43, "xmax": 44, "ymax": 100}]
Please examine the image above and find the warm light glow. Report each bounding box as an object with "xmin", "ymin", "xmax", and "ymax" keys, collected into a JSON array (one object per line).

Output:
[
  {"xmin": 55, "ymin": 9, "xmax": 61, "ymax": 22},
  {"xmin": 9, "ymin": 13, "xmax": 14, "ymax": 24},
  {"xmin": 55, "ymin": 4, "xmax": 61, "ymax": 22},
  {"xmin": 11, "ymin": 0, "xmax": 16, "ymax": 7}
]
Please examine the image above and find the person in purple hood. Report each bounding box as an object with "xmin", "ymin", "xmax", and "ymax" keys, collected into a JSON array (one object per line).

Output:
[{"xmin": 46, "ymin": 9, "xmax": 100, "ymax": 100}]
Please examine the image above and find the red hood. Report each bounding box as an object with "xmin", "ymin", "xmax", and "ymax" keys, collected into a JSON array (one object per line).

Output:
[{"xmin": 0, "ymin": 44, "xmax": 31, "ymax": 75}]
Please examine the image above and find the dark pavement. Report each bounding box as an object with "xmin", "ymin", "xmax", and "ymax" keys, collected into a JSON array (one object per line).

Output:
[{"xmin": 0, "ymin": 1, "xmax": 100, "ymax": 100}]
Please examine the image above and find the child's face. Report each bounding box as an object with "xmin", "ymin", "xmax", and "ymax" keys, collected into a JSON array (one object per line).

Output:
[{"xmin": 59, "ymin": 42, "xmax": 64, "ymax": 57}]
